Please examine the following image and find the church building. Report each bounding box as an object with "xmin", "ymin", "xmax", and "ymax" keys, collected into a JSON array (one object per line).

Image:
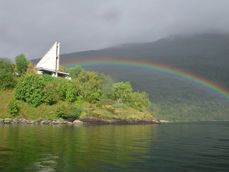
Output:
[{"xmin": 36, "ymin": 42, "xmax": 71, "ymax": 79}]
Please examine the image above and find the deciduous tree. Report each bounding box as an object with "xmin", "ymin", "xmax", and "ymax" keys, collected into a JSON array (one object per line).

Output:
[
  {"xmin": 15, "ymin": 54, "xmax": 28, "ymax": 76},
  {"xmin": 0, "ymin": 58, "xmax": 16, "ymax": 89}
]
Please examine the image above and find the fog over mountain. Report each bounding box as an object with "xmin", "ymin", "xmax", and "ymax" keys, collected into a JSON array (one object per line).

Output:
[{"xmin": 1, "ymin": 0, "xmax": 229, "ymax": 58}]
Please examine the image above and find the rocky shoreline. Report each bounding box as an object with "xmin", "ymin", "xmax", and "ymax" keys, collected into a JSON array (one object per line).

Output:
[
  {"xmin": 81, "ymin": 117, "xmax": 161, "ymax": 125},
  {"xmin": 0, "ymin": 117, "xmax": 161, "ymax": 126},
  {"xmin": 0, "ymin": 118, "xmax": 83, "ymax": 126}
]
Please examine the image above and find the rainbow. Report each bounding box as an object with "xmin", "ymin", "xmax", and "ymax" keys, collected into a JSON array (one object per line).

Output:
[{"xmin": 67, "ymin": 59, "xmax": 229, "ymax": 99}]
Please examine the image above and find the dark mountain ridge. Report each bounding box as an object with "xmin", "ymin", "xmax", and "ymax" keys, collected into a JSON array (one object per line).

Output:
[{"xmin": 62, "ymin": 33, "xmax": 229, "ymax": 89}]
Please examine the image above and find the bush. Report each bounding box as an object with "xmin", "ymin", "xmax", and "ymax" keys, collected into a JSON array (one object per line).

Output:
[
  {"xmin": 57, "ymin": 104, "xmax": 81, "ymax": 120},
  {"xmin": 75, "ymin": 71, "xmax": 103, "ymax": 103},
  {"xmin": 44, "ymin": 81, "xmax": 60, "ymax": 105},
  {"xmin": 68, "ymin": 65, "xmax": 82, "ymax": 79},
  {"xmin": 111, "ymin": 82, "xmax": 152, "ymax": 111},
  {"xmin": 8, "ymin": 100, "xmax": 19, "ymax": 117},
  {"xmin": 15, "ymin": 54, "xmax": 28, "ymax": 76},
  {"xmin": 15, "ymin": 74, "xmax": 45, "ymax": 107},
  {"xmin": 42, "ymin": 75, "xmax": 67, "ymax": 100},
  {"xmin": 43, "ymin": 76, "xmax": 77, "ymax": 103},
  {"xmin": 0, "ymin": 58, "xmax": 16, "ymax": 89},
  {"xmin": 129, "ymin": 92, "xmax": 151, "ymax": 111},
  {"xmin": 66, "ymin": 82, "xmax": 77, "ymax": 102},
  {"xmin": 26, "ymin": 62, "xmax": 36, "ymax": 74},
  {"xmin": 15, "ymin": 74, "xmax": 78, "ymax": 106},
  {"xmin": 112, "ymin": 82, "xmax": 133, "ymax": 103},
  {"xmin": 100, "ymin": 74, "xmax": 114, "ymax": 99}
]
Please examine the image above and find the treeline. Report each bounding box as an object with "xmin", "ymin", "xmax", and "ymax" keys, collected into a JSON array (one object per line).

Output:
[{"xmin": 0, "ymin": 56, "xmax": 153, "ymax": 120}]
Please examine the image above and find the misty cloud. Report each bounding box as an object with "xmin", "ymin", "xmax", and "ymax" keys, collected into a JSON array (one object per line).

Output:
[{"xmin": 1, "ymin": 0, "xmax": 229, "ymax": 59}]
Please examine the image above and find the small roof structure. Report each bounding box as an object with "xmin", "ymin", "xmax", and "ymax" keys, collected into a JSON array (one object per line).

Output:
[{"xmin": 36, "ymin": 42, "xmax": 70, "ymax": 79}]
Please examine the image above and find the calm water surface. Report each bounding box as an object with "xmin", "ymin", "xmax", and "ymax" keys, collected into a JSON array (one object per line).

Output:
[{"xmin": 0, "ymin": 122, "xmax": 229, "ymax": 172}]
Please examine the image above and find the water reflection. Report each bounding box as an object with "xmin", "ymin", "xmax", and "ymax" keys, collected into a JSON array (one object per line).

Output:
[
  {"xmin": 1, "ymin": 123, "xmax": 229, "ymax": 171},
  {"xmin": 0, "ymin": 125, "xmax": 154, "ymax": 172},
  {"xmin": 26, "ymin": 154, "xmax": 59, "ymax": 172}
]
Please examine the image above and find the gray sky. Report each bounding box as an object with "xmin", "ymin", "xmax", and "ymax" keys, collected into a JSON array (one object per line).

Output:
[{"xmin": 1, "ymin": 0, "xmax": 229, "ymax": 59}]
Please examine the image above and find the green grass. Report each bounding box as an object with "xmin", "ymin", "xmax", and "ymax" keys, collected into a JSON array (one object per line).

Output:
[
  {"xmin": 16, "ymin": 101, "xmax": 68, "ymax": 120},
  {"xmin": 80, "ymin": 103, "xmax": 154, "ymax": 121},
  {"xmin": 0, "ymin": 90, "xmax": 14, "ymax": 118}
]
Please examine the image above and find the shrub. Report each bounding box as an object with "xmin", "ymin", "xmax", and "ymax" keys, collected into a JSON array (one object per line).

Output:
[
  {"xmin": 66, "ymin": 82, "xmax": 77, "ymax": 102},
  {"xmin": 42, "ymin": 75, "xmax": 67, "ymax": 100},
  {"xmin": 111, "ymin": 82, "xmax": 152, "ymax": 111},
  {"xmin": 45, "ymin": 76, "xmax": 78, "ymax": 103},
  {"xmin": 0, "ymin": 58, "xmax": 16, "ymax": 89},
  {"xmin": 26, "ymin": 62, "xmax": 36, "ymax": 74},
  {"xmin": 129, "ymin": 92, "xmax": 151, "ymax": 111},
  {"xmin": 100, "ymin": 74, "xmax": 114, "ymax": 99},
  {"xmin": 15, "ymin": 74, "xmax": 45, "ymax": 107},
  {"xmin": 68, "ymin": 65, "xmax": 82, "ymax": 79},
  {"xmin": 75, "ymin": 96, "xmax": 84, "ymax": 105},
  {"xmin": 44, "ymin": 81, "xmax": 60, "ymax": 105},
  {"xmin": 112, "ymin": 82, "xmax": 133, "ymax": 103},
  {"xmin": 15, "ymin": 54, "xmax": 28, "ymax": 76},
  {"xmin": 75, "ymin": 71, "xmax": 103, "ymax": 103},
  {"xmin": 8, "ymin": 100, "xmax": 19, "ymax": 117},
  {"xmin": 57, "ymin": 104, "xmax": 81, "ymax": 120}
]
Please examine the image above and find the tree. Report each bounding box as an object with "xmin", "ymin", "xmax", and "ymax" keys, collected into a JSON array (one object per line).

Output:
[
  {"xmin": 129, "ymin": 92, "xmax": 151, "ymax": 111},
  {"xmin": 100, "ymin": 74, "xmax": 114, "ymax": 98},
  {"xmin": 68, "ymin": 65, "xmax": 82, "ymax": 79},
  {"xmin": 0, "ymin": 58, "xmax": 16, "ymax": 89},
  {"xmin": 15, "ymin": 54, "xmax": 28, "ymax": 76},
  {"xmin": 112, "ymin": 82, "xmax": 133, "ymax": 103},
  {"xmin": 74, "ymin": 71, "xmax": 103, "ymax": 102},
  {"xmin": 112, "ymin": 82, "xmax": 152, "ymax": 110}
]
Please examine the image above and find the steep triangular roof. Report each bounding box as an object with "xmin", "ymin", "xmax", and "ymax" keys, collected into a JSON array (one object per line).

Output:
[{"xmin": 36, "ymin": 42, "xmax": 60, "ymax": 71}]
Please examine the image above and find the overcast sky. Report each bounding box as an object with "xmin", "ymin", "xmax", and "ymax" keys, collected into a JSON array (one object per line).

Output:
[{"xmin": 1, "ymin": 0, "xmax": 229, "ymax": 59}]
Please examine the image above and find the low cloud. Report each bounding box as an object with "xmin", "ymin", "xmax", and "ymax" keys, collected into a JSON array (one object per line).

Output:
[{"xmin": 0, "ymin": 0, "xmax": 229, "ymax": 59}]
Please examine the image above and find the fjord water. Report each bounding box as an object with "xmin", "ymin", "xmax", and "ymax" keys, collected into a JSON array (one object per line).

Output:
[{"xmin": 0, "ymin": 122, "xmax": 229, "ymax": 172}]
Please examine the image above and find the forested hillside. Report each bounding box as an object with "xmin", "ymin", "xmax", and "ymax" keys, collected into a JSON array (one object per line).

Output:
[{"xmin": 58, "ymin": 34, "xmax": 229, "ymax": 121}]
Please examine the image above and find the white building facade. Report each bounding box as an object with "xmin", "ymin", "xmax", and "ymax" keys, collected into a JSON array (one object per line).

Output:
[{"xmin": 36, "ymin": 42, "xmax": 71, "ymax": 79}]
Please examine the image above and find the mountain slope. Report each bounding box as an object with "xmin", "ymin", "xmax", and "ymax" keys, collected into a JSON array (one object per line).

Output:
[
  {"xmin": 62, "ymin": 33, "xmax": 229, "ymax": 89},
  {"xmin": 60, "ymin": 34, "xmax": 229, "ymax": 121}
]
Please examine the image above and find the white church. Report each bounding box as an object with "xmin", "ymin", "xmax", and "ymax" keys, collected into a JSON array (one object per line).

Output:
[{"xmin": 36, "ymin": 42, "xmax": 71, "ymax": 79}]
